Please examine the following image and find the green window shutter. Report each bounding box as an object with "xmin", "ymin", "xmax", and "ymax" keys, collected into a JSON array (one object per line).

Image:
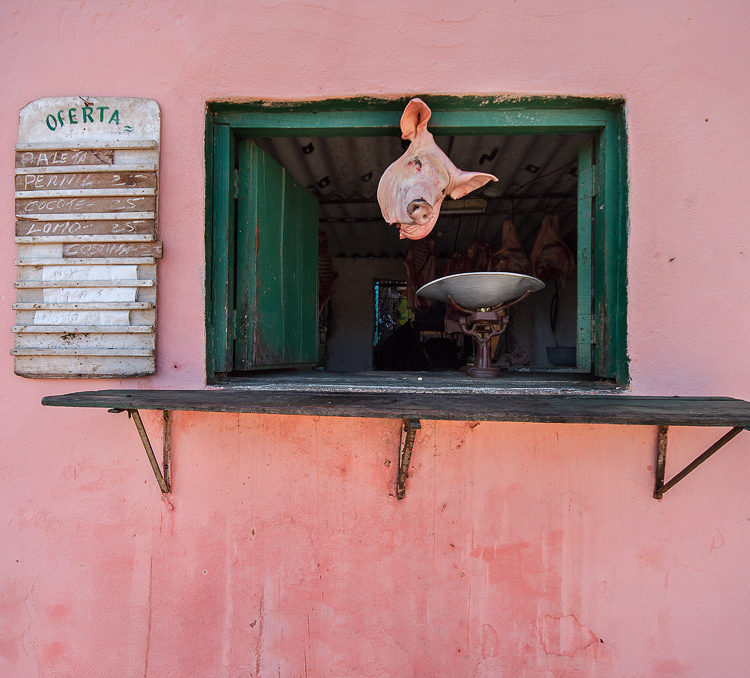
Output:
[
  {"xmin": 592, "ymin": 112, "xmax": 628, "ymax": 382},
  {"xmin": 576, "ymin": 139, "xmax": 595, "ymax": 372},
  {"xmin": 206, "ymin": 121, "xmax": 235, "ymax": 375},
  {"xmin": 234, "ymin": 140, "xmax": 319, "ymax": 370}
]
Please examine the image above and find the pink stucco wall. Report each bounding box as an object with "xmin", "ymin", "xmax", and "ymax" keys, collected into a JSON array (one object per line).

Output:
[{"xmin": 3, "ymin": 1, "xmax": 750, "ymax": 676}]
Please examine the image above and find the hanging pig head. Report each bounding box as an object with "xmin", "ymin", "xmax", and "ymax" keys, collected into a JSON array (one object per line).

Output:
[{"xmin": 377, "ymin": 98, "xmax": 498, "ymax": 240}]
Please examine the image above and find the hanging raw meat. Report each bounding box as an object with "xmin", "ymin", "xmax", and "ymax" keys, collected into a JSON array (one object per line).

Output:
[
  {"xmin": 466, "ymin": 239, "xmax": 494, "ymax": 272},
  {"xmin": 489, "ymin": 220, "xmax": 531, "ymax": 275},
  {"xmin": 441, "ymin": 243, "xmax": 489, "ymax": 332},
  {"xmin": 443, "ymin": 251, "xmax": 472, "ymax": 277},
  {"xmin": 404, "ymin": 236, "xmax": 436, "ymax": 312},
  {"xmin": 318, "ymin": 231, "xmax": 338, "ymax": 313},
  {"xmin": 530, "ymin": 215, "xmax": 576, "ymax": 283}
]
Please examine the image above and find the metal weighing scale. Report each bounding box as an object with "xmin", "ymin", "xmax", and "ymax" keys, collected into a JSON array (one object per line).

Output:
[{"xmin": 417, "ymin": 272, "xmax": 544, "ymax": 378}]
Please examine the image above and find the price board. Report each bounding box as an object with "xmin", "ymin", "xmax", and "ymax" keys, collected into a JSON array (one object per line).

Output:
[{"xmin": 13, "ymin": 97, "xmax": 161, "ymax": 377}]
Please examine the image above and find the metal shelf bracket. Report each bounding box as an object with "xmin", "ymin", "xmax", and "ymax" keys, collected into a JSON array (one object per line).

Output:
[
  {"xmin": 654, "ymin": 425, "xmax": 746, "ymax": 499},
  {"xmin": 396, "ymin": 418, "xmax": 421, "ymax": 500},
  {"xmin": 109, "ymin": 408, "xmax": 172, "ymax": 494}
]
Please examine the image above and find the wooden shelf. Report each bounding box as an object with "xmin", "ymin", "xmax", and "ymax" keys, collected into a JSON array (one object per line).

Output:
[{"xmin": 41, "ymin": 389, "xmax": 750, "ymax": 426}]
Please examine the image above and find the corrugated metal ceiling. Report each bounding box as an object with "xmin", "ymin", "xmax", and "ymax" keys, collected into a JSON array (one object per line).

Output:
[{"xmin": 253, "ymin": 132, "xmax": 589, "ymax": 258}]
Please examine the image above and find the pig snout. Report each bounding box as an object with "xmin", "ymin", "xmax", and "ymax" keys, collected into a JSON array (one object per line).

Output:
[{"xmin": 406, "ymin": 199, "xmax": 434, "ymax": 225}]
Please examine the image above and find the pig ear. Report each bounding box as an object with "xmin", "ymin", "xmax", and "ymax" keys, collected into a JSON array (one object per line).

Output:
[
  {"xmin": 400, "ymin": 98, "xmax": 431, "ymax": 141},
  {"xmin": 449, "ymin": 171, "xmax": 498, "ymax": 199}
]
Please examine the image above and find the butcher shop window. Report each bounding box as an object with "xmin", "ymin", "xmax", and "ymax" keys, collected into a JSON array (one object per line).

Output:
[{"xmin": 205, "ymin": 98, "xmax": 627, "ymax": 384}]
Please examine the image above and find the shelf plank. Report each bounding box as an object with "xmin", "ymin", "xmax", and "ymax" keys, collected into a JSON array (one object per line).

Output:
[{"xmin": 40, "ymin": 390, "xmax": 750, "ymax": 427}]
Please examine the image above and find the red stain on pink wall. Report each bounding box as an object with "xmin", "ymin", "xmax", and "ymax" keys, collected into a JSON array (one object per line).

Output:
[{"xmin": 537, "ymin": 614, "xmax": 598, "ymax": 657}]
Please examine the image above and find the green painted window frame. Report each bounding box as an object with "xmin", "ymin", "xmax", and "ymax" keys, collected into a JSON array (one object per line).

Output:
[{"xmin": 205, "ymin": 96, "xmax": 628, "ymax": 384}]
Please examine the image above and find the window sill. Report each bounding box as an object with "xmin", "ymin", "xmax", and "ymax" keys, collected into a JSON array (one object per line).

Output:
[{"xmin": 210, "ymin": 369, "xmax": 619, "ymax": 396}]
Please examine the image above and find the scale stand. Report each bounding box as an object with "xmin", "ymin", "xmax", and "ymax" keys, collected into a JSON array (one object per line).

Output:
[{"xmin": 449, "ymin": 291, "xmax": 531, "ymax": 378}]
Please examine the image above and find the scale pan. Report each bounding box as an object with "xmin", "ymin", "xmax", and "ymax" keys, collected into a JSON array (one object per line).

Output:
[{"xmin": 417, "ymin": 272, "xmax": 544, "ymax": 310}]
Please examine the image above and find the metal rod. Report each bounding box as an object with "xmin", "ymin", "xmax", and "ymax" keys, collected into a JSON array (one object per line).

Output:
[
  {"xmin": 162, "ymin": 410, "xmax": 172, "ymax": 492},
  {"xmin": 653, "ymin": 425, "xmax": 668, "ymax": 498},
  {"xmin": 318, "ymin": 193, "xmax": 574, "ymax": 206},
  {"xmin": 129, "ymin": 409, "xmax": 170, "ymax": 494},
  {"xmin": 654, "ymin": 426, "xmax": 744, "ymax": 499},
  {"xmin": 396, "ymin": 419, "xmax": 421, "ymax": 500}
]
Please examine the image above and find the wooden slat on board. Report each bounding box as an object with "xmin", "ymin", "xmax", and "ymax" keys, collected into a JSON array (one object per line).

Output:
[
  {"xmin": 16, "ymin": 218, "xmax": 154, "ymax": 237},
  {"xmin": 13, "ymin": 324, "xmax": 154, "ymax": 333},
  {"xmin": 12, "ymin": 348, "xmax": 152, "ymax": 356},
  {"xmin": 16, "ymin": 171, "xmax": 156, "ymax": 191},
  {"xmin": 16, "ymin": 234, "xmax": 155, "ymax": 243},
  {"xmin": 14, "ymin": 332, "xmax": 155, "ymax": 352},
  {"xmin": 15, "ymin": 149, "xmax": 114, "ymax": 167},
  {"xmin": 15, "ymin": 139, "xmax": 158, "ymax": 151},
  {"xmin": 62, "ymin": 242, "xmax": 162, "ymax": 258},
  {"xmin": 13, "ymin": 301, "xmax": 154, "ymax": 310},
  {"xmin": 15, "ymin": 356, "xmax": 156, "ymax": 378},
  {"xmin": 13, "ymin": 325, "xmax": 153, "ymax": 334},
  {"xmin": 15, "ymin": 279, "xmax": 154, "ymax": 288},
  {"xmin": 19, "ymin": 211, "xmax": 154, "ymax": 221},
  {"xmin": 16, "ymin": 195, "xmax": 156, "ymax": 215},
  {"xmin": 16, "ymin": 188, "xmax": 155, "ymax": 198},
  {"xmin": 16, "ymin": 257, "xmax": 155, "ymax": 265},
  {"xmin": 15, "ymin": 163, "xmax": 156, "ymax": 174}
]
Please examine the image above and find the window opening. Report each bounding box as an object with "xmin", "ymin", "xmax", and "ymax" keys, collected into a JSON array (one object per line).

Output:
[
  {"xmin": 206, "ymin": 99, "xmax": 627, "ymax": 385},
  {"xmin": 244, "ymin": 133, "xmax": 590, "ymax": 375},
  {"xmin": 373, "ymin": 279, "xmax": 409, "ymax": 347}
]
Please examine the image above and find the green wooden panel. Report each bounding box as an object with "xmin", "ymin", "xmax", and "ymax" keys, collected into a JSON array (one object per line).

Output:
[
  {"xmin": 283, "ymin": 172, "xmax": 319, "ymax": 364},
  {"xmin": 211, "ymin": 95, "xmax": 624, "ymax": 116},
  {"xmin": 204, "ymin": 114, "xmax": 215, "ymax": 374},
  {"xmin": 593, "ymin": 130, "xmax": 608, "ymax": 377},
  {"xmin": 281, "ymin": 170, "xmax": 300, "ymax": 362},
  {"xmin": 576, "ymin": 140, "xmax": 594, "ymax": 372},
  {"xmin": 206, "ymin": 122, "xmax": 234, "ymax": 375},
  {"xmin": 234, "ymin": 141, "xmax": 319, "ymax": 370},
  {"xmin": 593, "ymin": 111, "xmax": 629, "ymax": 382},
  {"xmin": 611, "ymin": 111, "xmax": 630, "ymax": 385},
  {"xmin": 215, "ymin": 108, "xmax": 611, "ymax": 138},
  {"xmin": 253, "ymin": 146, "xmax": 285, "ymax": 367},
  {"xmin": 234, "ymin": 140, "xmax": 255, "ymax": 369}
]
